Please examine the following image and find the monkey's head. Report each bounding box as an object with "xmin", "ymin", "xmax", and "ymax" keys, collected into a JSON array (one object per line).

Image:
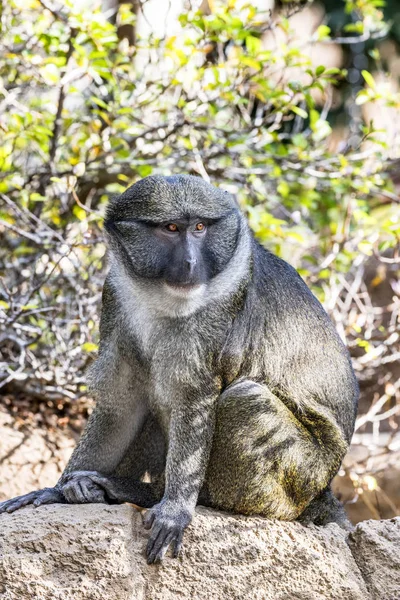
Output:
[{"xmin": 105, "ymin": 175, "xmax": 251, "ymax": 314}]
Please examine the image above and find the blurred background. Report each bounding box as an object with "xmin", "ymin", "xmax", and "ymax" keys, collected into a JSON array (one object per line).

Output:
[{"xmin": 0, "ymin": 0, "xmax": 400, "ymax": 523}]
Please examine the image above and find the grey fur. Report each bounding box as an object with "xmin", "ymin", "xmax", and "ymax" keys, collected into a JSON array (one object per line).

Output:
[{"xmin": 0, "ymin": 175, "xmax": 358, "ymax": 564}]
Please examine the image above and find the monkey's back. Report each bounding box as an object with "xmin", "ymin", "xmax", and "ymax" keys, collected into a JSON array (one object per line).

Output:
[{"xmin": 219, "ymin": 240, "xmax": 358, "ymax": 444}]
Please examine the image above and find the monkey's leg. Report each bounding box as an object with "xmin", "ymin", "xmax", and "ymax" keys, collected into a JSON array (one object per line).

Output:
[
  {"xmin": 202, "ymin": 379, "xmax": 348, "ymax": 520},
  {"xmin": 114, "ymin": 413, "xmax": 166, "ymax": 481},
  {"xmin": 57, "ymin": 354, "xmax": 151, "ymax": 505}
]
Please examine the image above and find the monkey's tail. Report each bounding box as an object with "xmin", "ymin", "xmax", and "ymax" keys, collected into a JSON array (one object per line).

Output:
[{"xmin": 296, "ymin": 487, "xmax": 353, "ymax": 530}]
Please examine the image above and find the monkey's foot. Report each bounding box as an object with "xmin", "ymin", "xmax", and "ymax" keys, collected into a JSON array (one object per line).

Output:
[
  {"xmin": 143, "ymin": 500, "xmax": 192, "ymax": 564},
  {"xmin": 0, "ymin": 487, "xmax": 64, "ymax": 514},
  {"xmin": 61, "ymin": 471, "xmax": 109, "ymax": 504}
]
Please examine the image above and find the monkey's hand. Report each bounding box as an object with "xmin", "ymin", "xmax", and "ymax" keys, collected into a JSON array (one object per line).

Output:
[
  {"xmin": 143, "ymin": 499, "xmax": 192, "ymax": 564},
  {"xmin": 0, "ymin": 487, "xmax": 64, "ymax": 514},
  {"xmin": 61, "ymin": 471, "xmax": 109, "ymax": 504}
]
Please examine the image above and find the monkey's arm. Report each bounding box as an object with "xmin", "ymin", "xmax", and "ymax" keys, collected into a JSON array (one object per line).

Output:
[
  {"xmin": 0, "ymin": 345, "xmax": 149, "ymax": 512},
  {"xmin": 59, "ymin": 278, "xmax": 151, "ymax": 496},
  {"xmin": 0, "ymin": 398, "xmax": 148, "ymax": 513},
  {"xmin": 144, "ymin": 389, "xmax": 218, "ymax": 564},
  {"xmin": 59, "ymin": 368, "xmax": 150, "ymax": 504}
]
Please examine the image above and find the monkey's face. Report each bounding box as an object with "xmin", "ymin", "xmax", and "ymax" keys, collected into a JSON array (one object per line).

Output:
[{"xmin": 105, "ymin": 175, "xmax": 247, "ymax": 301}]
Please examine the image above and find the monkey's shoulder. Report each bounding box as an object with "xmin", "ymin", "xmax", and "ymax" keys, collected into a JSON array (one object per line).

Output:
[
  {"xmin": 253, "ymin": 244, "xmax": 309, "ymax": 293},
  {"xmin": 251, "ymin": 244, "xmax": 331, "ymax": 323}
]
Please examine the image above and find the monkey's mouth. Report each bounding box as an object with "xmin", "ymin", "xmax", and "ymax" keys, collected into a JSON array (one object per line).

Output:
[
  {"xmin": 165, "ymin": 282, "xmax": 201, "ymax": 291},
  {"xmin": 164, "ymin": 281, "xmax": 204, "ymax": 297}
]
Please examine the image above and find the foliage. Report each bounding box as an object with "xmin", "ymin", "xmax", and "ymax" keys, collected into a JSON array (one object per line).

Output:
[{"xmin": 0, "ymin": 0, "xmax": 399, "ymax": 458}]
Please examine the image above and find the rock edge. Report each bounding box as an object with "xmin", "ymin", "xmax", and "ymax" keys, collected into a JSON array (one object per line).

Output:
[{"xmin": 0, "ymin": 504, "xmax": 399, "ymax": 600}]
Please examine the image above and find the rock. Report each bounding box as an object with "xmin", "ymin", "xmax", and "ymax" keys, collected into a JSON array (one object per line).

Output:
[
  {"xmin": 147, "ymin": 507, "xmax": 369, "ymax": 600},
  {"xmin": 0, "ymin": 504, "xmax": 387, "ymax": 600},
  {"xmin": 0, "ymin": 504, "xmax": 143, "ymax": 600},
  {"xmin": 348, "ymin": 517, "xmax": 400, "ymax": 600}
]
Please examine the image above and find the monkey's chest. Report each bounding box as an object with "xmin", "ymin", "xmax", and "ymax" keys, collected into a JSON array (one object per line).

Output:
[{"xmin": 123, "ymin": 306, "xmax": 230, "ymax": 405}]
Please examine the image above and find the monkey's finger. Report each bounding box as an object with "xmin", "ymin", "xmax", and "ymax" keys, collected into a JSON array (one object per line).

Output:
[
  {"xmin": 151, "ymin": 529, "xmax": 175, "ymax": 564},
  {"xmin": 0, "ymin": 491, "xmax": 39, "ymax": 514},
  {"xmin": 62, "ymin": 479, "xmax": 102, "ymax": 503},
  {"xmin": 83, "ymin": 474, "xmax": 109, "ymax": 486},
  {"xmin": 73, "ymin": 480, "xmax": 90, "ymax": 503},
  {"xmin": 172, "ymin": 529, "xmax": 184, "ymax": 558},
  {"xmin": 88, "ymin": 487, "xmax": 107, "ymax": 504},
  {"xmin": 0, "ymin": 498, "xmax": 20, "ymax": 514},
  {"xmin": 83, "ymin": 474, "xmax": 117, "ymax": 499},
  {"xmin": 147, "ymin": 525, "xmax": 169, "ymax": 562},
  {"xmin": 63, "ymin": 481, "xmax": 82, "ymax": 503},
  {"xmin": 77, "ymin": 479, "xmax": 94, "ymax": 503},
  {"xmin": 82, "ymin": 480, "xmax": 107, "ymax": 503},
  {"xmin": 143, "ymin": 509, "xmax": 156, "ymax": 530},
  {"xmin": 146, "ymin": 522, "xmax": 164, "ymax": 562},
  {"xmin": 33, "ymin": 488, "xmax": 64, "ymax": 507}
]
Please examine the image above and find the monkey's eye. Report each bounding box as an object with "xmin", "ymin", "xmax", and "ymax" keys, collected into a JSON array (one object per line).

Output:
[
  {"xmin": 195, "ymin": 223, "xmax": 206, "ymax": 232},
  {"xmin": 165, "ymin": 223, "xmax": 178, "ymax": 232}
]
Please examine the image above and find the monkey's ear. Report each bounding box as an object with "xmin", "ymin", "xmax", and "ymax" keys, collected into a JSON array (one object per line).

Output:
[
  {"xmin": 217, "ymin": 183, "xmax": 240, "ymax": 208},
  {"xmin": 223, "ymin": 190, "xmax": 240, "ymax": 208},
  {"xmin": 104, "ymin": 193, "xmax": 121, "ymax": 224},
  {"xmin": 231, "ymin": 194, "xmax": 240, "ymax": 208}
]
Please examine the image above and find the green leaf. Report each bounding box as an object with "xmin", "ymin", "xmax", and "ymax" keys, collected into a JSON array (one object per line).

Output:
[
  {"xmin": 30, "ymin": 193, "xmax": 47, "ymax": 201},
  {"xmin": 291, "ymin": 106, "xmax": 308, "ymax": 119},
  {"xmin": 292, "ymin": 134, "xmax": 308, "ymax": 149},
  {"xmin": 39, "ymin": 63, "xmax": 60, "ymax": 84},
  {"xmin": 245, "ymin": 35, "xmax": 262, "ymax": 55},
  {"xmin": 355, "ymin": 91, "xmax": 371, "ymax": 105},
  {"xmin": 277, "ymin": 181, "xmax": 290, "ymax": 198},
  {"xmin": 73, "ymin": 205, "xmax": 87, "ymax": 221},
  {"xmin": 316, "ymin": 25, "xmax": 331, "ymax": 40},
  {"xmin": 323, "ymin": 68, "xmax": 341, "ymax": 76},
  {"xmin": 82, "ymin": 342, "xmax": 98, "ymax": 353},
  {"xmin": 137, "ymin": 165, "xmax": 153, "ymax": 178},
  {"xmin": 362, "ymin": 70, "xmax": 376, "ymax": 89},
  {"xmin": 90, "ymin": 97, "xmax": 109, "ymax": 109}
]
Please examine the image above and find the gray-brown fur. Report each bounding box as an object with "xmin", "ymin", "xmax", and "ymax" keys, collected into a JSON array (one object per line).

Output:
[{"xmin": 0, "ymin": 175, "xmax": 358, "ymax": 563}]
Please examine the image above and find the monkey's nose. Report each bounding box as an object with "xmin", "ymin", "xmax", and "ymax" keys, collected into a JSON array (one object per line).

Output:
[{"xmin": 185, "ymin": 257, "xmax": 197, "ymax": 275}]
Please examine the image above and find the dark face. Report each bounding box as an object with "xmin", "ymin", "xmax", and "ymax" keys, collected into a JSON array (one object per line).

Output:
[{"xmin": 105, "ymin": 175, "xmax": 241, "ymax": 290}]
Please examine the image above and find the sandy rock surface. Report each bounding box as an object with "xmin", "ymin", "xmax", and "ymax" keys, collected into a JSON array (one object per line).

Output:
[
  {"xmin": 348, "ymin": 517, "xmax": 400, "ymax": 600},
  {"xmin": 1, "ymin": 504, "xmax": 398, "ymax": 600}
]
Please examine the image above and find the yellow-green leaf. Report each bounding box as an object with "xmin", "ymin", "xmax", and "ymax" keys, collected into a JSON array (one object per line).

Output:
[
  {"xmin": 82, "ymin": 342, "xmax": 98, "ymax": 353},
  {"xmin": 362, "ymin": 70, "xmax": 376, "ymax": 89},
  {"xmin": 291, "ymin": 106, "xmax": 308, "ymax": 119}
]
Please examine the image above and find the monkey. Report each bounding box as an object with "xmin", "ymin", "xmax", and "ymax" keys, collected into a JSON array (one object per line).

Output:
[{"xmin": 0, "ymin": 175, "xmax": 358, "ymax": 564}]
